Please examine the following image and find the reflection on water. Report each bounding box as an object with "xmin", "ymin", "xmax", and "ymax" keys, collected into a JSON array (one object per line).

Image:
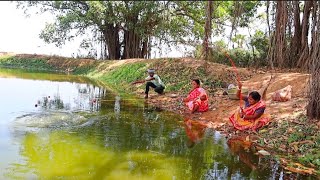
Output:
[
  {"xmin": 5, "ymin": 131, "xmax": 182, "ymax": 180},
  {"xmin": 33, "ymin": 83, "xmax": 107, "ymax": 112},
  {"xmin": 184, "ymin": 119, "xmax": 207, "ymax": 148},
  {"xmin": 114, "ymin": 96, "xmax": 121, "ymax": 120},
  {"xmin": 0, "ymin": 69, "xmax": 318, "ymax": 179}
]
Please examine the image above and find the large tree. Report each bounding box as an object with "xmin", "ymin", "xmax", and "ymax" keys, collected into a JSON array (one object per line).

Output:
[{"xmin": 16, "ymin": 1, "xmax": 186, "ymax": 60}]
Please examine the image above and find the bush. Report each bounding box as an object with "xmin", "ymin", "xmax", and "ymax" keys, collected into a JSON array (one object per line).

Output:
[{"xmin": 192, "ymin": 34, "xmax": 270, "ymax": 68}]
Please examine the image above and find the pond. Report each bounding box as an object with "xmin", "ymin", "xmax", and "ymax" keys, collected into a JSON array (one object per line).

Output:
[{"xmin": 0, "ymin": 68, "xmax": 314, "ymax": 179}]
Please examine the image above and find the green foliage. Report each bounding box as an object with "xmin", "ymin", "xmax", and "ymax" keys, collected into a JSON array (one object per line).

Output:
[
  {"xmin": 237, "ymin": 1, "xmax": 262, "ymax": 27},
  {"xmin": 194, "ymin": 44, "xmax": 254, "ymax": 67},
  {"xmin": 288, "ymin": 132, "xmax": 305, "ymax": 143},
  {"xmin": 72, "ymin": 65, "xmax": 96, "ymax": 75},
  {"xmin": 250, "ymin": 30, "xmax": 269, "ymax": 66},
  {"xmin": 0, "ymin": 56, "xmax": 55, "ymax": 71},
  {"xmin": 258, "ymin": 113, "xmax": 320, "ymax": 170},
  {"xmin": 228, "ymin": 48, "xmax": 253, "ymax": 67},
  {"xmin": 231, "ymin": 34, "xmax": 247, "ymax": 48},
  {"xmin": 193, "ymin": 33, "xmax": 269, "ymax": 68},
  {"xmin": 299, "ymin": 153, "xmax": 320, "ymax": 167}
]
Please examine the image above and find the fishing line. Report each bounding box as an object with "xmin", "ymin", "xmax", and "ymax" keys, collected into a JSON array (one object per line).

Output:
[
  {"xmin": 98, "ymin": 99, "xmax": 140, "ymax": 102},
  {"xmin": 213, "ymin": 46, "xmax": 243, "ymax": 108},
  {"xmin": 202, "ymin": 42, "xmax": 244, "ymax": 107}
]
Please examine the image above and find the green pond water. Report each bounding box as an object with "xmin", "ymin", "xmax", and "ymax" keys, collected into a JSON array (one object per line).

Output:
[{"xmin": 0, "ymin": 68, "xmax": 315, "ymax": 180}]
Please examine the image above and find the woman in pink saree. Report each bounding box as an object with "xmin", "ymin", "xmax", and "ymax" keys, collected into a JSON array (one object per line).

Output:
[
  {"xmin": 183, "ymin": 79, "xmax": 209, "ymax": 113},
  {"xmin": 229, "ymin": 81, "xmax": 271, "ymax": 132}
]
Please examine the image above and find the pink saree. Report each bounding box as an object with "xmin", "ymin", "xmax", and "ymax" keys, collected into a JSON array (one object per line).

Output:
[{"xmin": 186, "ymin": 87, "xmax": 209, "ymax": 112}]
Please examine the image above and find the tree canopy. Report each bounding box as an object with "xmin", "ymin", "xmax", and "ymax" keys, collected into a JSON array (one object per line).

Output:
[{"xmin": 16, "ymin": 1, "xmax": 262, "ymax": 60}]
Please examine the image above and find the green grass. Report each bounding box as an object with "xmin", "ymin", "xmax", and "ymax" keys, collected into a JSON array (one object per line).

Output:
[
  {"xmin": 99, "ymin": 62, "xmax": 148, "ymax": 93},
  {"xmin": 258, "ymin": 114, "xmax": 320, "ymax": 172},
  {"xmin": 73, "ymin": 64, "xmax": 97, "ymax": 75},
  {"xmin": 0, "ymin": 56, "xmax": 56, "ymax": 71}
]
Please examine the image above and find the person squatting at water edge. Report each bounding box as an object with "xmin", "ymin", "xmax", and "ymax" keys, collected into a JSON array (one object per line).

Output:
[
  {"xmin": 229, "ymin": 81, "xmax": 271, "ymax": 132},
  {"xmin": 183, "ymin": 79, "xmax": 209, "ymax": 113},
  {"xmin": 131, "ymin": 69, "xmax": 165, "ymax": 99}
]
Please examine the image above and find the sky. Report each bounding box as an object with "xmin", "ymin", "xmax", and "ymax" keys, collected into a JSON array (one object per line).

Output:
[
  {"xmin": 0, "ymin": 1, "xmax": 187, "ymax": 58},
  {"xmin": 0, "ymin": 1, "xmax": 80, "ymax": 57}
]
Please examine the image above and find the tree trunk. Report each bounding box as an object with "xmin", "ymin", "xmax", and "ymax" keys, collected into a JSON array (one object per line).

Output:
[
  {"xmin": 141, "ymin": 38, "xmax": 149, "ymax": 58},
  {"xmin": 229, "ymin": 1, "xmax": 241, "ymax": 48},
  {"xmin": 104, "ymin": 24, "xmax": 121, "ymax": 60},
  {"xmin": 267, "ymin": 33, "xmax": 275, "ymax": 69},
  {"xmin": 147, "ymin": 37, "xmax": 152, "ymax": 59},
  {"xmin": 266, "ymin": 1, "xmax": 271, "ymax": 37},
  {"xmin": 297, "ymin": 1, "xmax": 313, "ymax": 69},
  {"xmin": 307, "ymin": 1, "xmax": 320, "ymax": 120},
  {"xmin": 123, "ymin": 29, "xmax": 144, "ymax": 59},
  {"xmin": 201, "ymin": 1, "xmax": 213, "ymax": 61},
  {"xmin": 268, "ymin": 1, "xmax": 288, "ymax": 68},
  {"xmin": 288, "ymin": 0, "xmax": 302, "ymax": 68}
]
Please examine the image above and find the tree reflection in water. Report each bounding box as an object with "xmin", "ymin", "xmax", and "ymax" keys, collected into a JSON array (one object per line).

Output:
[
  {"xmin": 34, "ymin": 84, "xmax": 107, "ymax": 112},
  {"xmin": 35, "ymin": 95, "xmax": 65, "ymax": 110},
  {"xmin": 114, "ymin": 96, "xmax": 121, "ymax": 120}
]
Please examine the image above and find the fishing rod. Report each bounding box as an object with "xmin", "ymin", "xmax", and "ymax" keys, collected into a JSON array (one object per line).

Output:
[
  {"xmin": 216, "ymin": 45, "xmax": 275, "ymax": 105},
  {"xmin": 225, "ymin": 51, "xmax": 242, "ymax": 101},
  {"xmin": 98, "ymin": 99, "xmax": 140, "ymax": 102},
  {"xmin": 211, "ymin": 45, "xmax": 243, "ymax": 108}
]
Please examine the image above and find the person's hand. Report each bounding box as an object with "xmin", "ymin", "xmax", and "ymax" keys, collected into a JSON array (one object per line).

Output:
[
  {"xmin": 239, "ymin": 108, "xmax": 244, "ymax": 117},
  {"xmin": 146, "ymin": 77, "xmax": 155, "ymax": 81}
]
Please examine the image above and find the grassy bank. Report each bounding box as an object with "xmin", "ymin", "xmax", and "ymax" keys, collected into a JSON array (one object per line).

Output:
[{"xmin": 0, "ymin": 54, "xmax": 252, "ymax": 96}]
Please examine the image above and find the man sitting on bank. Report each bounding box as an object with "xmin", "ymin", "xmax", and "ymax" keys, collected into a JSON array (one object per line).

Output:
[{"xmin": 131, "ymin": 69, "xmax": 165, "ymax": 99}]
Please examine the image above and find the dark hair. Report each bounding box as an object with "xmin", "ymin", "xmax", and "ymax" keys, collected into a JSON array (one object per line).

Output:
[
  {"xmin": 249, "ymin": 91, "xmax": 261, "ymax": 101},
  {"xmin": 192, "ymin": 79, "xmax": 200, "ymax": 85}
]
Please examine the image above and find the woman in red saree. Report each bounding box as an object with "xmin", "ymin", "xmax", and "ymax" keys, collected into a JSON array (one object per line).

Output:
[
  {"xmin": 229, "ymin": 81, "xmax": 271, "ymax": 132},
  {"xmin": 183, "ymin": 79, "xmax": 209, "ymax": 113}
]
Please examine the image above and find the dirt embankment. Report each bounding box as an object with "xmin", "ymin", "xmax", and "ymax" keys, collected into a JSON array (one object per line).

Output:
[{"xmin": 145, "ymin": 69, "xmax": 309, "ymax": 129}]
